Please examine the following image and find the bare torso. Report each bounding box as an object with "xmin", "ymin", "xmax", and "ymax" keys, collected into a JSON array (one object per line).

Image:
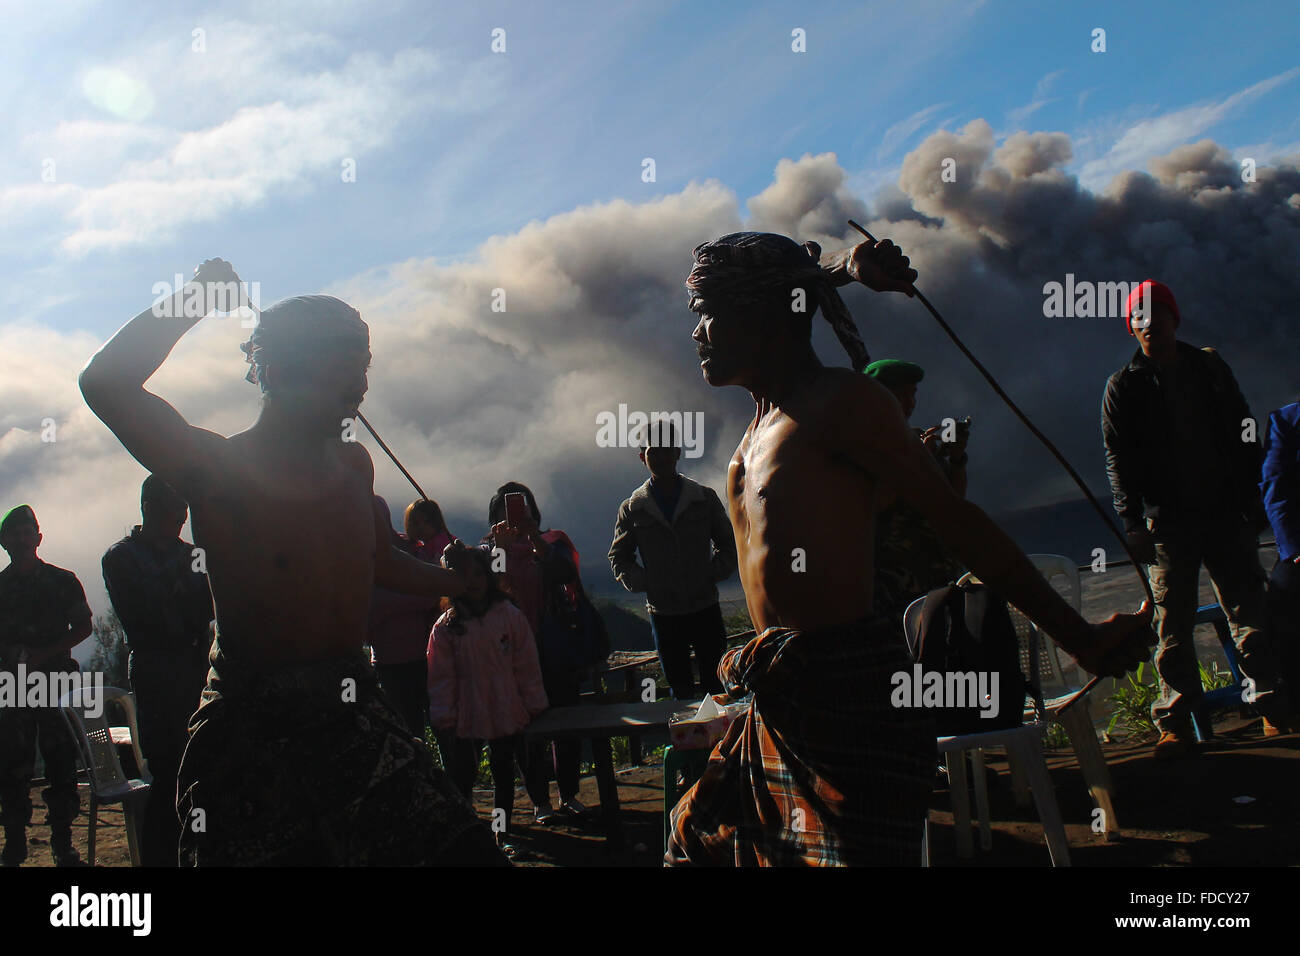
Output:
[
  {"xmin": 183, "ymin": 433, "xmax": 376, "ymax": 668},
  {"xmin": 729, "ymin": 367, "xmax": 885, "ymax": 633},
  {"xmin": 77, "ymin": 268, "xmax": 468, "ymax": 673}
]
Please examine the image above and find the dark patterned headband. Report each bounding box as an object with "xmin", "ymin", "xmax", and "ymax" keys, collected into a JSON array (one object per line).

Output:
[
  {"xmin": 685, "ymin": 231, "xmax": 870, "ymax": 371},
  {"xmin": 240, "ymin": 294, "xmax": 370, "ymax": 386}
]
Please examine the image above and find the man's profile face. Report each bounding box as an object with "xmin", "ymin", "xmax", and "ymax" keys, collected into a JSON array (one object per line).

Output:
[
  {"xmin": 267, "ymin": 347, "xmax": 370, "ymax": 434},
  {"xmin": 0, "ymin": 522, "xmax": 40, "ymax": 560},
  {"xmin": 691, "ymin": 300, "xmax": 768, "ymax": 388},
  {"xmin": 888, "ymin": 382, "xmax": 918, "ymax": 419},
  {"xmin": 1133, "ymin": 302, "xmax": 1178, "ymax": 356}
]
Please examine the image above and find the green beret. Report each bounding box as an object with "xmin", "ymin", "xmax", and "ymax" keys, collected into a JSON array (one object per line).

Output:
[
  {"xmin": 0, "ymin": 504, "xmax": 38, "ymax": 537},
  {"xmin": 863, "ymin": 359, "xmax": 924, "ymax": 387}
]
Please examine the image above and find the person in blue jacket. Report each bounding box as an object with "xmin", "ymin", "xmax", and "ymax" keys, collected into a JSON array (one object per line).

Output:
[{"xmin": 1261, "ymin": 401, "xmax": 1300, "ymax": 701}]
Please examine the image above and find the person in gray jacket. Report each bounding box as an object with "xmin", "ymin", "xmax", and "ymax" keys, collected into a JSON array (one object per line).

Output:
[{"xmin": 609, "ymin": 423, "xmax": 738, "ymax": 699}]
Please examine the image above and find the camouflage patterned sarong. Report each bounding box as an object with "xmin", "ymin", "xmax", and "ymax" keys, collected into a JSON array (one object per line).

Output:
[
  {"xmin": 176, "ymin": 639, "xmax": 503, "ymax": 866},
  {"xmin": 666, "ymin": 616, "xmax": 934, "ymax": 866},
  {"xmin": 873, "ymin": 498, "xmax": 964, "ymax": 622}
]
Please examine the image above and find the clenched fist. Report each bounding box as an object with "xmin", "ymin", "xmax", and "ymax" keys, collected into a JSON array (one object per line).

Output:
[
  {"xmin": 846, "ymin": 239, "xmax": 917, "ymax": 296},
  {"xmin": 1073, "ymin": 601, "xmax": 1157, "ymax": 679},
  {"xmin": 193, "ymin": 258, "xmax": 241, "ymax": 287}
]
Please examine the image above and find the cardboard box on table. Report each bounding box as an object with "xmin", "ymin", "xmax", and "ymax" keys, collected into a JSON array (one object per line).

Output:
[{"xmin": 668, "ymin": 696, "xmax": 744, "ymax": 750}]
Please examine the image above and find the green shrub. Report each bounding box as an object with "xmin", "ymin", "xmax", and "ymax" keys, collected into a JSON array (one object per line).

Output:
[
  {"xmin": 1105, "ymin": 659, "xmax": 1236, "ymax": 741},
  {"xmin": 1106, "ymin": 662, "xmax": 1159, "ymax": 740},
  {"xmin": 1043, "ymin": 722, "xmax": 1071, "ymax": 749}
]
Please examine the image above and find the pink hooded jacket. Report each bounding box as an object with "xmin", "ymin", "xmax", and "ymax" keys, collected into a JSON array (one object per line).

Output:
[{"xmin": 427, "ymin": 599, "xmax": 549, "ymax": 740}]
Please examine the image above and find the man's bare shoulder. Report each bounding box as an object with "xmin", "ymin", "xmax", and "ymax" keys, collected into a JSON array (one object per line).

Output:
[
  {"xmin": 338, "ymin": 439, "xmax": 375, "ymax": 480},
  {"xmin": 161, "ymin": 426, "xmax": 237, "ymax": 499},
  {"xmin": 812, "ymin": 367, "xmax": 922, "ymax": 483},
  {"xmin": 813, "ymin": 367, "xmax": 900, "ymax": 424}
]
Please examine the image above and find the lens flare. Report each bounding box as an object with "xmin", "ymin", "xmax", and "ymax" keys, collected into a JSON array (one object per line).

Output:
[{"xmin": 81, "ymin": 67, "xmax": 155, "ymax": 121}]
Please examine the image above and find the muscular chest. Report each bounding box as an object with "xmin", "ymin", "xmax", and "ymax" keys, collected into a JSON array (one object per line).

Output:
[
  {"xmin": 191, "ymin": 458, "xmax": 375, "ymax": 582},
  {"xmin": 728, "ymin": 410, "xmax": 879, "ymax": 539},
  {"xmin": 728, "ymin": 417, "xmax": 808, "ymax": 528}
]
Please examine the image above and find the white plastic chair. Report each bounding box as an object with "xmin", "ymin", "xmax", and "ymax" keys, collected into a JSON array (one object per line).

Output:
[
  {"xmin": 938, "ymin": 724, "xmax": 1071, "ymax": 866},
  {"xmin": 1026, "ymin": 554, "xmax": 1083, "ymax": 687},
  {"xmin": 956, "ymin": 556, "xmax": 1120, "ymax": 837},
  {"xmin": 58, "ymin": 686, "xmax": 151, "ymax": 867},
  {"xmin": 904, "ymin": 594, "xmax": 1072, "ymax": 865}
]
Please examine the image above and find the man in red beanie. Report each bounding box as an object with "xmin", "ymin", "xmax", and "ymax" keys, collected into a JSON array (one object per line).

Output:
[{"xmin": 1102, "ymin": 280, "xmax": 1292, "ymax": 756}]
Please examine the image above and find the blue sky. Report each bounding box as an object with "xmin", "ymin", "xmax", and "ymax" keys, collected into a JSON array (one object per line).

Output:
[
  {"xmin": 3, "ymin": 0, "xmax": 1297, "ymax": 333},
  {"xmin": 2, "ymin": 0, "xmax": 1298, "ymax": 617}
]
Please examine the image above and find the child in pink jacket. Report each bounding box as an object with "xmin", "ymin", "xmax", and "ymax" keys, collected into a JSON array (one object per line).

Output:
[{"xmin": 428, "ymin": 541, "xmax": 548, "ymax": 852}]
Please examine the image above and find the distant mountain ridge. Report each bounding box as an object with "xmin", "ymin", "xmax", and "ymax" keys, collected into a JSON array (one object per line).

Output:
[{"xmin": 989, "ymin": 496, "xmax": 1125, "ymax": 567}]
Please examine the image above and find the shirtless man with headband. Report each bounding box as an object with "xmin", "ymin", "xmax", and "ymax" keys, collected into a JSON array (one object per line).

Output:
[
  {"xmin": 80, "ymin": 259, "xmax": 504, "ymax": 865},
  {"xmin": 666, "ymin": 232, "xmax": 1155, "ymax": 866}
]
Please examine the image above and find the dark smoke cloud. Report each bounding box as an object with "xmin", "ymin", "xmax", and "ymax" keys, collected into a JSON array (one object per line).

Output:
[
  {"xmin": 865, "ymin": 121, "xmax": 1300, "ymax": 533},
  {"xmin": 5, "ymin": 128, "xmax": 1299, "ymax": 615}
]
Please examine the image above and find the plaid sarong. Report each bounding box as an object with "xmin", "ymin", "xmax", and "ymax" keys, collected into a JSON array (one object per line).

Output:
[
  {"xmin": 666, "ymin": 616, "xmax": 934, "ymax": 866},
  {"xmin": 176, "ymin": 639, "xmax": 502, "ymax": 866}
]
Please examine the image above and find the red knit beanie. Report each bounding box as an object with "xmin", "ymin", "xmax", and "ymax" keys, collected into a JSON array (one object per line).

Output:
[{"xmin": 1124, "ymin": 280, "xmax": 1180, "ymax": 335}]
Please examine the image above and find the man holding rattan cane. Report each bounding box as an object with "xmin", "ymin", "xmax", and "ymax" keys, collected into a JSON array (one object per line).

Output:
[
  {"xmin": 80, "ymin": 260, "xmax": 505, "ymax": 866},
  {"xmin": 666, "ymin": 231, "xmax": 1155, "ymax": 867}
]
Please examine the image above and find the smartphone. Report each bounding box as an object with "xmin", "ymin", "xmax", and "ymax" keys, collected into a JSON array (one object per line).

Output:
[{"xmin": 504, "ymin": 492, "xmax": 528, "ymax": 529}]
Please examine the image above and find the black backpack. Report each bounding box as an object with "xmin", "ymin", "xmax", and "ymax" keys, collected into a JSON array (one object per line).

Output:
[{"xmin": 905, "ymin": 582, "xmax": 1041, "ymax": 736}]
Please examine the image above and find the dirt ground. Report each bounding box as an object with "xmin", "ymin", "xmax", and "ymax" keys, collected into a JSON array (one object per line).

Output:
[
  {"xmin": 485, "ymin": 713, "xmax": 1300, "ymax": 867},
  {"xmin": 8, "ymin": 711, "xmax": 1295, "ymax": 868}
]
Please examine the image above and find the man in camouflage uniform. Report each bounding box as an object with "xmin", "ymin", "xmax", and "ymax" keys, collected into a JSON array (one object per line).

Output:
[
  {"xmin": 103, "ymin": 475, "xmax": 213, "ymax": 866},
  {"xmin": 0, "ymin": 505, "xmax": 93, "ymax": 866},
  {"xmin": 865, "ymin": 361, "xmax": 967, "ymax": 621}
]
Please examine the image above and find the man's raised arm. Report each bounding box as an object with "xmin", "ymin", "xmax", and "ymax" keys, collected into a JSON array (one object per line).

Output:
[
  {"xmin": 834, "ymin": 376, "xmax": 1153, "ymax": 678},
  {"xmin": 79, "ymin": 259, "xmax": 239, "ymax": 492}
]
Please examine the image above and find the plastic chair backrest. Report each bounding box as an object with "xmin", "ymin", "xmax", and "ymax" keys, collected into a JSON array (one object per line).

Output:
[
  {"xmin": 956, "ymin": 568, "xmax": 1070, "ymax": 691},
  {"xmin": 1027, "ymin": 554, "xmax": 1082, "ymax": 612},
  {"xmin": 58, "ymin": 686, "xmax": 140, "ymax": 794},
  {"xmin": 905, "ymin": 588, "xmax": 1049, "ymax": 709},
  {"xmin": 1026, "ymin": 555, "xmax": 1082, "ymax": 686}
]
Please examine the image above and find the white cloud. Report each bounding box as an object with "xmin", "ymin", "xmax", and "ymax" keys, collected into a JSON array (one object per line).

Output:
[
  {"xmin": 1079, "ymin": 67, "xmax": 1300, "ymax": 191},
  {"xmin": 2, "ymin": 28, "xmax": 505, "ymax": 257},
  {"xmin": 1006, "ymin": 69, "xmax": 1065, "ymax": 129},
  {"xmin": 6, "ymin": 125, "xmax": 1298, "ymax": 644},
  {"xmin": 0, "ymin": 177, "xmax": 747, "ymax": 619},
  {"xmin": 878, "ymin": 102, "xmax": 951, "ymax": 160}
]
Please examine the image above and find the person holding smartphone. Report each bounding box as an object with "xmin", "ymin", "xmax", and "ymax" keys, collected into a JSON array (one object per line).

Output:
[{"xmin": 481, "ymin": 482, "xmax": 585, "ymax": 822}]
